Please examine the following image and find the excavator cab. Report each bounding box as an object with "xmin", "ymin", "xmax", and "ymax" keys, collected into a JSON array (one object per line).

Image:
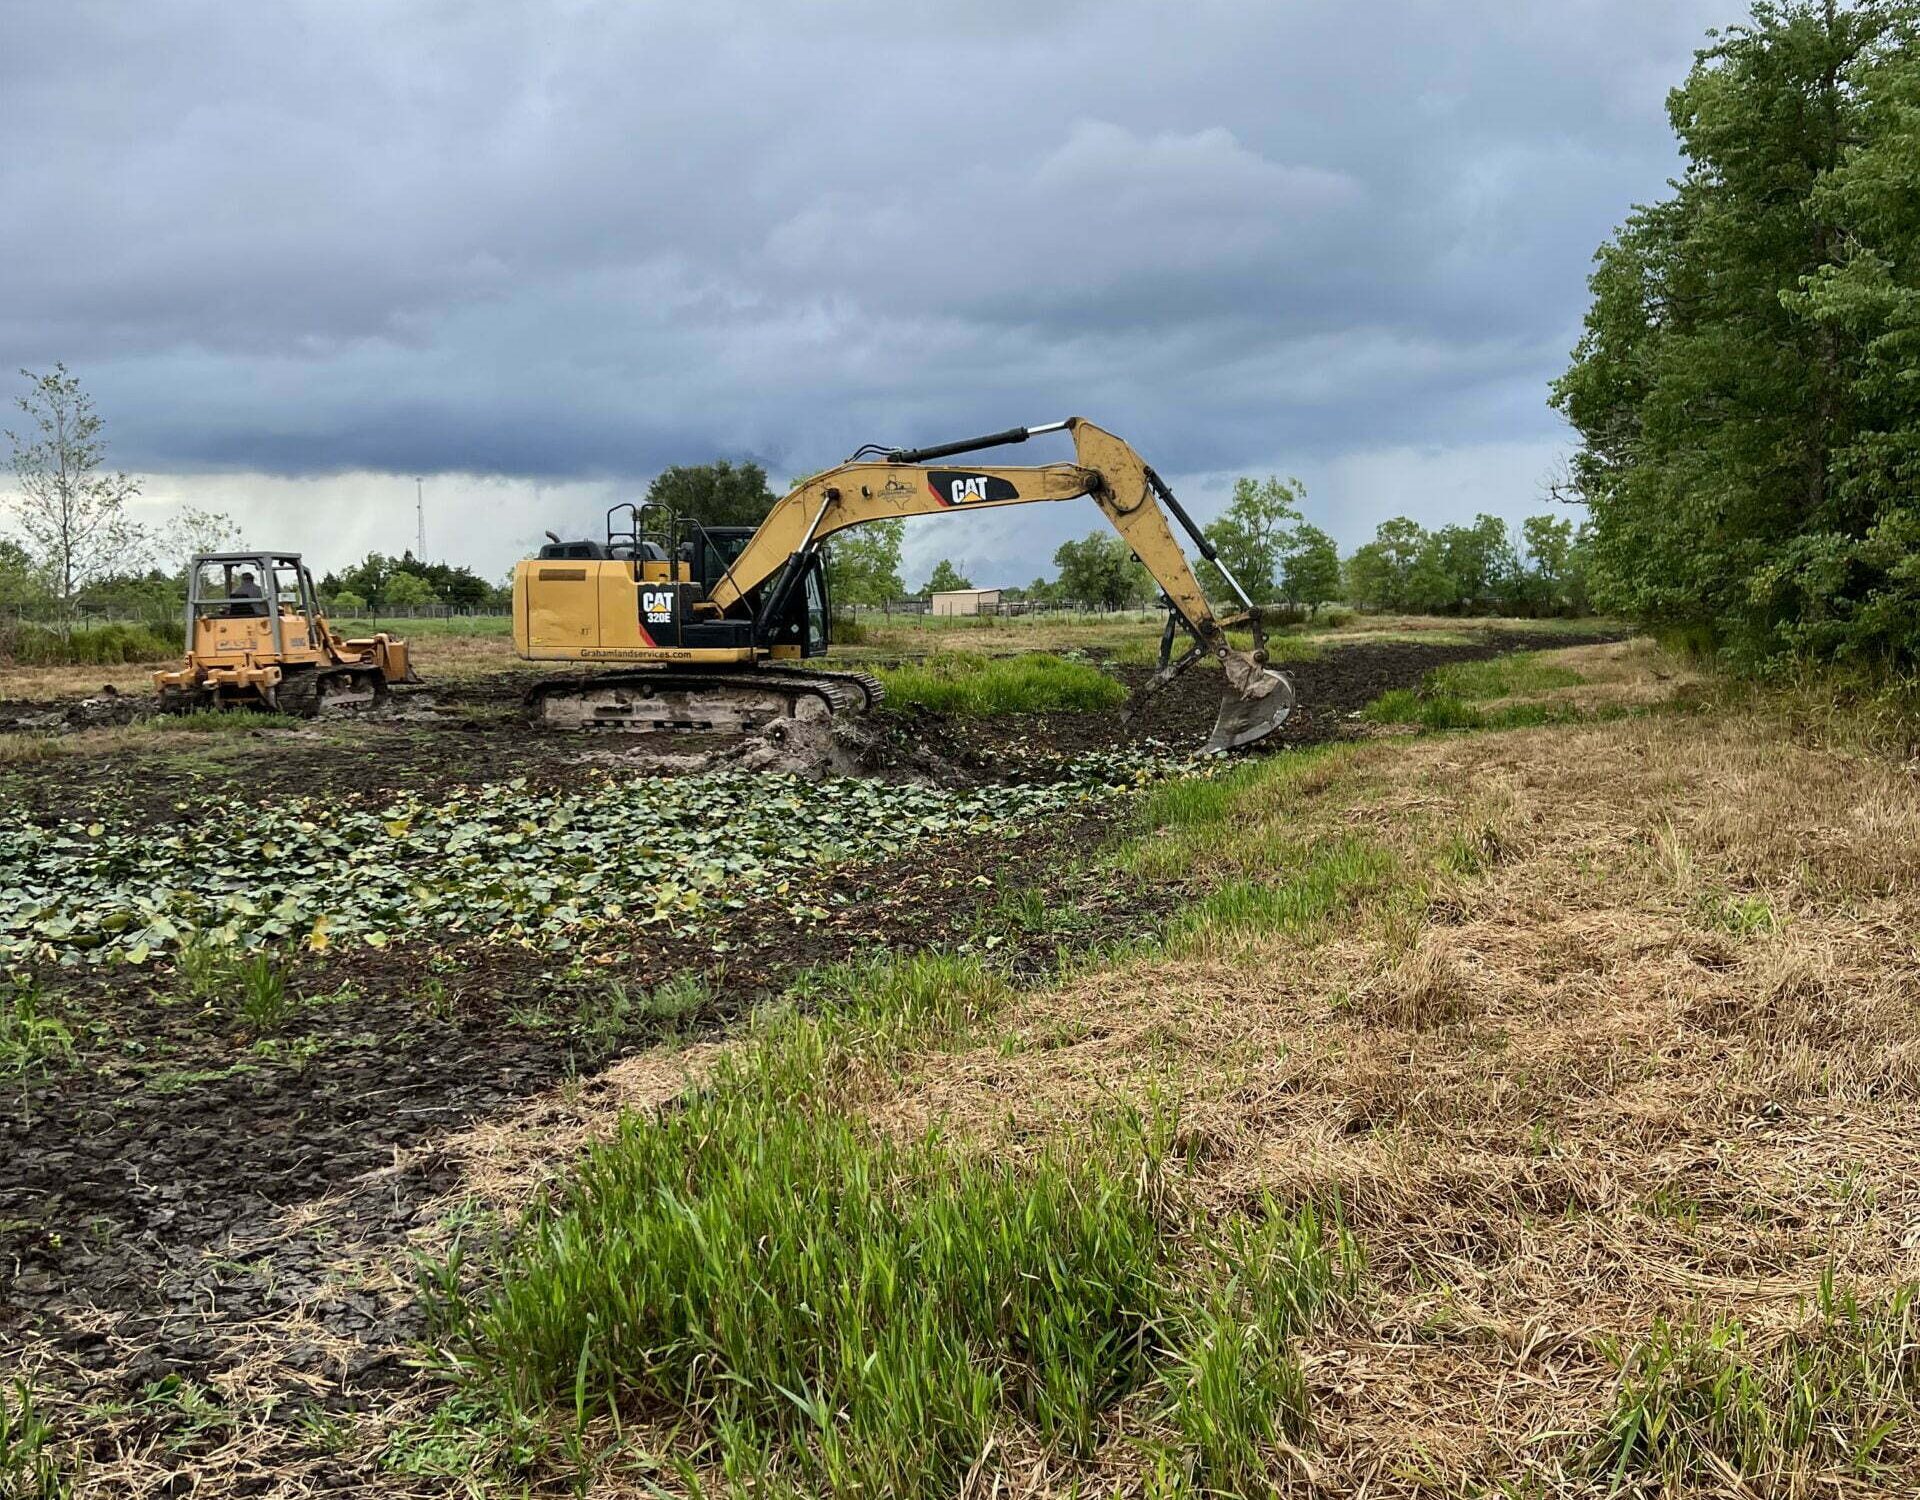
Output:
[{"xmin": 523, "ymin": 507, "xmax": 830, "ymax": 661}]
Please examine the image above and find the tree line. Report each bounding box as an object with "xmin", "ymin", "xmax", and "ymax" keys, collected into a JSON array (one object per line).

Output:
[
  {"xmin": 4, "ymin": 366, "xmax": 1593, "ymax": 623},
  {"xmin": 1559, "ymin": 0, "xmax": 1920, "ymax": 668}
]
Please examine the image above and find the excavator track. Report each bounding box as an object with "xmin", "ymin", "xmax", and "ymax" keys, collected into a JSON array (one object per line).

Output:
[{"xmin": 526, "ymin": 665, "xmax": 885, "ymax": 733}]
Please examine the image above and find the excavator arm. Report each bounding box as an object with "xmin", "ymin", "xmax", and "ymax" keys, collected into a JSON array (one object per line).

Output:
[{"xmin": 710, "ymin": 418, "xmax": 1293, "ymax": 752}]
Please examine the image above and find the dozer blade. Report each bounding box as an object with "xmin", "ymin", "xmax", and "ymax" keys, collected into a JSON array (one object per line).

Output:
[{"xmin": 1204, "ymin": 652, "xmax": 1295, "ymax": 755}]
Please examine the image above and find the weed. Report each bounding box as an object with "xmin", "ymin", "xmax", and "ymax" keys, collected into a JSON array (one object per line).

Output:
[
  {"xmin": 419, "ymin": 976, "xmax": 454, "ymax": 1021},
  {"xmin": 0, "ymin": 1380, "xmax": 75, "ymax": 1500},
  {"xmin": 573, "ymin": 971, "xmax": 714, "ymax": 1056},
  {"xmin": 0, "ymin": 979, "xmax": 73, "ymax": 1078},
  {"xmin": 793, "ymin": 949, "xmax": 1011, "ymax": 1050},
  {"xmin": 137, "ymin": 1375, "xmax": 236, "ymax": 1445},
  {"xmin": 1161, "ymin": 1199, "xmax": 1363, "ymax": 1488},
  {"xmin": 1426, "ymin": 654, "xmax": 1584, "ymax": 700},
  {"xmin": 875, "ymin": 651, "xmax": 1128, "ymax": 715},
  {"xmin": 440, "ymin": 1092, "xmax": 1173, "ymax": 1494},
  {"xmin": 1360, "ymin": 652, "xmax": 1592, "ymax": 733},
  {"xmin": 1590, "ymin": 1277, "xmax": 1920, "ymax": 1488},
  {"xmin": 237, "ymin": 952, "xmax": 293, "ymax": 1032},
  {"xmin": 0, "ymin": 619, "xmax": 183, "ymax": 667},
  {"xmin": 173, "ymin": 935, "xmax": 231, "ymax": 1003},
  {"xmin": 1172, "ymin": 838, "xmax": 1396, "ymax": 948},
  {"xmin": 434, "ymin": 944, "xmax": 1357, "ymax": 1495},
  {"xmin": 145, "ymin": 708, "xmax": 299, "ymax": 734},
  {"xmin": 170, "ymin": 940, "xmax": 297, "ymax": 1032}
]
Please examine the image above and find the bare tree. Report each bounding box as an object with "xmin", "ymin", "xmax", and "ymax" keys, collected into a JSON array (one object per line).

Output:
[
  {"xmin": 158, "ymin": 505, "xmax": 241, "ymax": 576},
  {"xmin": 5, "ymin": 364, "xmax": 144, "ymax": 607}
]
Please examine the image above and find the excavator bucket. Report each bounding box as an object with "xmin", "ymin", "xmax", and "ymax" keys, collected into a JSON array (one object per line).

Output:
[{"xmin": 1204, "ymin": 651, "xmax": 1295, "ymax": 755}]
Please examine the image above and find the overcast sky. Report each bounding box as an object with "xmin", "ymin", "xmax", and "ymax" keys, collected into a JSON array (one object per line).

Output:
[{"xmin": 1, "ymin": 0, "xmax": 1727, "ymax": 588}]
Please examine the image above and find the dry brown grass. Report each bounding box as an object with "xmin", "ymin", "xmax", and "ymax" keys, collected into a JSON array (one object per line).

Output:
[
  {"xmin": 0, "ymin": 660, "xmax": 163, "ymax": 699},
  {"xmin": 858, "ymin": 708, "xmax": 1920, "ymax": 1494}
]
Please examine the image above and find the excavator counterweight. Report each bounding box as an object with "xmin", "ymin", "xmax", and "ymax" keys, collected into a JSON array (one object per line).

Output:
[{"xmin": 514, "ymin": 419, "xmax": 1295, "ymax": 753}]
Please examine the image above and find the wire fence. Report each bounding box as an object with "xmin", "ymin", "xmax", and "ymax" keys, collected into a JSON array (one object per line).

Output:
[{"xmin": 845, "ymin": 598, "xmax": 1163, "ymax": 619}]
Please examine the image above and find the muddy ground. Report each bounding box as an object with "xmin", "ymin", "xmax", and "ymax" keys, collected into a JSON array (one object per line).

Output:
[{"xmin": 0, "ymin": 628, "xmax": 1602, "ymax": 1492}]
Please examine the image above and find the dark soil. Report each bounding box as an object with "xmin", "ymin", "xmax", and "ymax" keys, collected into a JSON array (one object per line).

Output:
[{"xmin": 900, "ymin": 628, "xmax": 1619, "ymax": 770}]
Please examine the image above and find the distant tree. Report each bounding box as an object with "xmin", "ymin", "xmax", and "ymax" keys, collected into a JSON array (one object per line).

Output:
[
  {"xmin": 1343, "ymin": 517, "xmax": 1429, "ymax": 611},
  {"xmin": 157, "ymin": 505, "xmax": 240, "ymax": 577},
  {"xmin": 645, "ymin": 459, "xmax": 777, "ymax": 529},
  {"xmin": 1520, "ymin": 513, "xmax": 1579, "ymax": 615},
  {"xmin": 825, "ymin": 519, "xmax": 905, "ymax": 607},
  {"xmin": 322, "ymin": 550, "xmax": 493, "ymax": 608},
  {"xmin": 0, "ymin": 537, "xmax": 45, "ymax": 607},
  {"xmin": 4, "ymin": 364, "xmax": 143, "ymax": 607},
  {"xmin": 385, "ymin": 569, "xmax": 435, "ymax": 610},
  {"xmin": 1404, "ymin": 533, "xmax": 1462, "ymax": 613},
  {"xmin": 925, "ymin": 558, "xmax": 973, "ymax": 593},
  {"xmin": 1431, "ymin": 514, "xmax": 1521, "ymax": 613},
  {"xmin": 1281, "ymin": 523, "xmax": 1343, "ymax": 615},
  {"xmin": 1199, "ymin": 475, "xmax": 1303, "ymax": 603},
  {"xmin": 1052, "ymin": 533, "xmax": 1135, "ymax": 610},
  {"xmin": 328, "ymin": 589, "xmax": 368, "ymax": 615}
]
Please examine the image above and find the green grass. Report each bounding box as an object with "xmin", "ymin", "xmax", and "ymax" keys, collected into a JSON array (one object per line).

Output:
[
  {"xmin": 0, "ymin": 1379, "xmax": 75, "ymax": 1499},
  {"xmin": 875, "ymin": 651, "xmax": 1128, "ymax": 715},
  {"xmin": 1360, "ymin": 650, "xmax": 1588, "ymax": 732},
  {"xmin": 1425, "ymin": 654, "xmax": 1584, "ymax": 699},
  {"xmin": 330, "ymin": 613, "xmax": 510, "ymax": 637},
  {"xmin": 0, "ymin": 620, "xmax": 185, "ymax": 666},
  {"xmin": 1591, "ymin": 1277, "xmax": 1919, "ymax": 1489},
  {"xmin": 146, "ymin": 709, "xmax": 300, "ymax": 734},
  {"xmin": 1173, "ymin": 837, "xmax": 1397, "ymax": 946},
  {"xmin": 430, "ymin": 949, "xmax": 1360, "ymax": 1496},
  {"xmin": 0, "ymin": 980, "xmax": 74, "ymax": 1078}
]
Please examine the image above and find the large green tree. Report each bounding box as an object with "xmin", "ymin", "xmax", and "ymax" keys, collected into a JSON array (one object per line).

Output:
[
  {"xmin": 1199, "ymin": 475, "xmax": 1303, "ymax": 603},
  {"xmin": 924, "ymin": 558, "xmax": 973, "ymax": 593},
  {"xmin": 645, "ymin": 459, "xmax": 778, "ymax": 529},
  {"xmin": 1555, "ymin": 0, "xmax": 1920, "ymax": 664},
  {"xmin": 1052, "ymin": 533, "xmax": 1138, "ymax": 610},
  {"xmin": 1280, "ymin": 523, "xmax": 1343, "ymax": 614},
  {"xmin": 825, "ymin": 519, "xmax": 905, "ymax": 607},
  {"xmin": 1343, "ymin": 517, "xmax": 1429, "ymax": 611}
]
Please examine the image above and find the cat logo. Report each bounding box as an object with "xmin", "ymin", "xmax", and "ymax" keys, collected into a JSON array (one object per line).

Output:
[
  {"xmin": 642, "ymin": 589, "xmax": 674, "ymax": 624},
  {"xmin": 928, "ymin": 470, "xmax": 1019, "ymax": 506}
]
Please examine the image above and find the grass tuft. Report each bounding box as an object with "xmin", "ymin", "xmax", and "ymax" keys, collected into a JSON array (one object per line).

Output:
[
  {"xmin": 1592, "ymin": 1278, "xmax": 1920, "ymax": 1489},
  {"xmin": 430, "ymin": 951, "xmax": 1358, "ymax": 1495},
  {"xmin": 0, "ymin": 979, "xmax": 74, "ymax": 1078},
  {"xmin": 0, "ymin": 1380, "xmax": 75, "ymax": 1499},
  {"xmin": 875, "ymin": 651, "xmax": 1128, "ymax": 715}
]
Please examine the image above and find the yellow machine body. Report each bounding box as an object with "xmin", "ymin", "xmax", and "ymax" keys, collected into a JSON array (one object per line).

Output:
[{"xmin": 154, "ymin": 551, "xmax": 416, "ymax": 715}]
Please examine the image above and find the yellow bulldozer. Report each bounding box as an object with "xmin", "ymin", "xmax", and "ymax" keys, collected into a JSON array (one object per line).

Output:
[
  {"xmin": 515, "ymin": 418, "xmax": 1294, "ymax": 753},
  {"xmin": 154, "ymin": 551, "xmax": 418, "ymax": 715}
]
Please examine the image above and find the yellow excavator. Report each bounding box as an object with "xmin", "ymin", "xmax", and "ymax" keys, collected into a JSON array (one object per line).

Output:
[{"xmin": 513, "ymin": 419, "xmax": 1294, "ymax": 753}]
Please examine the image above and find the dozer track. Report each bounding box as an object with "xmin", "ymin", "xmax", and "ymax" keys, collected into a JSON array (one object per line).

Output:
[
  {"xmin": 526, "ymin": 665, "xmax": 886, "ymax": 733},
  {"xmin": 273, "ymin": 665, "xmax": 390, "ymax": 718}
]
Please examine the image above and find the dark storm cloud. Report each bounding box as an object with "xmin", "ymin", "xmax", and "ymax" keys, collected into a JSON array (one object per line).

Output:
[{"xmin": 2, "ymin": 0, "xmax": 1725, "ymax": 501}]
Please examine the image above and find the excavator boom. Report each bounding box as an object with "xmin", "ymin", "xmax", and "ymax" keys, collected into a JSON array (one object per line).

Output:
[{"xmin": 707, "ymin": 418, "xmax": 1292, "ymax": 752}]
